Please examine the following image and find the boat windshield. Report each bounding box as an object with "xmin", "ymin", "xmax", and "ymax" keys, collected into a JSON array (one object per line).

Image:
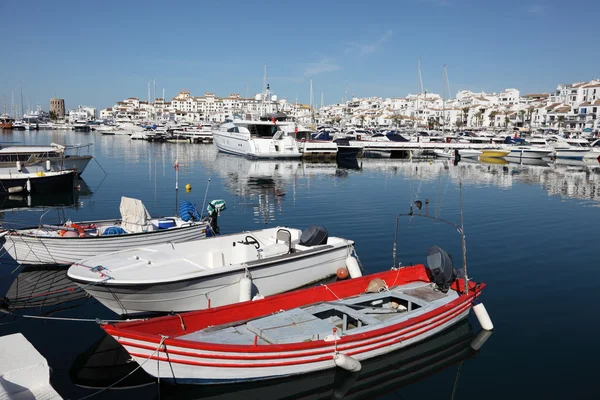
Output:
[{"xmin": 251, "ymin": 124, "xmax": 282, "ymax": 137}]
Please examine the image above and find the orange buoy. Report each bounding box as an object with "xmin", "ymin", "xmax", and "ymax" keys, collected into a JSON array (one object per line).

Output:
[{"xmin": 336, "ymin": 267, "xmax": 349, "ymax": 280}]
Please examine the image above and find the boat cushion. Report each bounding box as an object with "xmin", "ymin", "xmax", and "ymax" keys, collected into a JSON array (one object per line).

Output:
[
  {"xmin": 259, "ymin": 243, "xmax": 289, "ymax": 258},
  {"xmin": 247, "ymin": 308, "xmax": 335, "ymax": 344}
]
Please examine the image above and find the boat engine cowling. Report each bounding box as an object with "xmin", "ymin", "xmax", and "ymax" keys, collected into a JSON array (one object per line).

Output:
[{"xmin": 426, "ymin": 246, "xmax": 457, "ymax": 293}]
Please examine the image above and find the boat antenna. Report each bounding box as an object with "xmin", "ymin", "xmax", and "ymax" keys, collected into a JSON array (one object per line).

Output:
[
  {"xmin": 200, "ymin": 178, "xmax": 211, "ymax": 219},
  {"xmin": 459, "ymin": 180, "xmax": 468, "ymax": 295}
]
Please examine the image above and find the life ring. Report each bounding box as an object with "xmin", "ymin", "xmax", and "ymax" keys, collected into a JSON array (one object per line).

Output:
[{"xmin": 59, "ymin": 223, "xmax": 86, "ymax": 237}]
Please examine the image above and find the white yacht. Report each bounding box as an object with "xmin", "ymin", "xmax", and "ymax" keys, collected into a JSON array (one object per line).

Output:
[
  {"xmin": 212, "ymin": 117, "xmax": 302, "ymax": 159},
  {"xmin": 553, "ymin": 138, "xmax": 593, "ymax": 160}
]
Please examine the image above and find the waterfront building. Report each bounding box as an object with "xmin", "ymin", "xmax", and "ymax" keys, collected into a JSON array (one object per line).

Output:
[{"xmin": 49, "ymin": 98, "xmax": 65, "ymax": 119}]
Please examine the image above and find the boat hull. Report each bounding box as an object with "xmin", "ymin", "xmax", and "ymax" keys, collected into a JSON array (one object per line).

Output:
[
  {"xmin": 554, "ymin": 149, "xmax": 590, "ymax": 160},
  {"xmin": 74, "ymin": 244, "xmax": 348, "ymax": 316},
  {"xmin": 480, "ymin": 150, "xmax": 510, "ymax": 158},
  {"xmin": 507, "ymin": 148, "xmax": 553, "ymax": 159},
  {"xmin": 3, "ymin": 223, "xmax": 207, "ymax": 265}
]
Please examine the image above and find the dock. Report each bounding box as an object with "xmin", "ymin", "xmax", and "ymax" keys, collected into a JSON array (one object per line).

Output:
[{"xmin": 0, "ymin": 333, "xmax": 62, "ymax": 400}]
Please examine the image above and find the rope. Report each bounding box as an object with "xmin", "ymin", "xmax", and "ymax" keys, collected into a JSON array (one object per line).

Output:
[
  {"xmin": 321, "ymin": 284, "xmax": 341, "ymax": 300},
  {"xmin": 76, "ymin": 335, "xmax": 166, "ymax": 400}
]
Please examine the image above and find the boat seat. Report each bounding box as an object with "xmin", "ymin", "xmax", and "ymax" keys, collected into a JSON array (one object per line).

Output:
[
  {"xmin": 205, "ymin": 251, "xmax": 225, "ymax": 269},
  {"xmin": 259, "ymin": 243, "xmax": 289, "ymax": 259},
  {"xmin": 246, "ymin": 308, "xmax": 335, "ymax": 344}
]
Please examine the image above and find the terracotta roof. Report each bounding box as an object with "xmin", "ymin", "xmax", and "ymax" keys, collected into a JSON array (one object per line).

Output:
[
  {"xmin": 553, "ymin": 106, "xmax": 571, "ymax": 113},
  {"xmin": 583, "ymin": 83, "xmax": 600, "ymax": 88},
  {"xmin": 572, "ymin": 82, "xmax": 589, "ymax": 88},
  {"xmin": 522, "ymin": 93, "xmax": 549, "ymax": 98}
]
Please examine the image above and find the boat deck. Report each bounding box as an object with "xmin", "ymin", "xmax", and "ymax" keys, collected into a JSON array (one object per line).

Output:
[{"xmin": 178, "ymin": 281, "xmax": 457, "ymax": 345}]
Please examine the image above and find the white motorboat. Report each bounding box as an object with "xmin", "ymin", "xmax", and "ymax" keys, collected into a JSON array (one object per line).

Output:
[
  {"xmin": 213, "ymin": 117, "xmax": 302, "ymax": 159},
  {"xmin": 1, "ymin": 197, "xmax": 225, "ymax": 265},
  {"xmin": 582, "ymin": 139, "xmax": 600, "ymax": 163},
  {"xmin": 67, "ymin": 225, "xmax": 357, "ymax": 316},
  {"xmin": 503, "ymin": 138, "xmax": 554, "ymax": 159},
  {"xmin": 433, "ymin": 148, "xmax": 482, "ymax": 159},
  {"xmin": 0, "ymin": 143, "xmax": 93, "ymax": 176},
  {"xmin": 554, "ymin": 138, "xmax": 594, "ymax": 160}
]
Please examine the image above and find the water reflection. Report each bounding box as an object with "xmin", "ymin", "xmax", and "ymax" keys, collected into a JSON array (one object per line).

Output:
[
  {"xmin": 358, "ymin": 158, "xmax": 600, "ymax": 205},
  {"xmin": 2, "ymin": 266, "xmax": 92, "ymax": 311},
  {"xmin": 208, "ymin": 154, "xmax": 344, "ymax": 224}
]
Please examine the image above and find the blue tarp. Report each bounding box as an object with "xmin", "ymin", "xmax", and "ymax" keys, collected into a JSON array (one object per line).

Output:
[
  {"xmin": 103, "ymin": 226, "xmax": 126, "ymax": 236},
  {"xmin": 179, "ymin": 201, "xmax": 201, "ymax": 222}
]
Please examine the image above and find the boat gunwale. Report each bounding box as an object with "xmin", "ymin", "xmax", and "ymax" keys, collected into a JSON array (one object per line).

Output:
[
  {"xmin": 69, "ymin": 242, "xmax": 346, "ymax": 286},
  {"xmin": 6, "ymin": 219, "xmax": 208, "ymax": 240}
]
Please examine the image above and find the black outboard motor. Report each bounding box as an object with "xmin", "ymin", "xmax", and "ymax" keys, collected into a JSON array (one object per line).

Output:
[
  {"xmin": 426, "ymin": 246, "xmax": 457, "ymax": 293},
  {"xmin": 299, "ymin": 225, "xmax": 329, "ymax": 246}
]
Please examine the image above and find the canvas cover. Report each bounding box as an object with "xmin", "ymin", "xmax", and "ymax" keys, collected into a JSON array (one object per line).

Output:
[{"xmin": 120, "ymin": 197, "xmax": 153, "ymax": 233}]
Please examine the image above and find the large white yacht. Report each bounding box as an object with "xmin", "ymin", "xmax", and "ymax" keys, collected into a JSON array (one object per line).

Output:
[{"xmin": 212, "ymin": 116, "xmax": 302, "ymax": 159}]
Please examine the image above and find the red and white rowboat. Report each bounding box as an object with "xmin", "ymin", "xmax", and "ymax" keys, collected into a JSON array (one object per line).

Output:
[{"xmin": 101, "ymin": 264, "xmax": 487, "ymax": 384}]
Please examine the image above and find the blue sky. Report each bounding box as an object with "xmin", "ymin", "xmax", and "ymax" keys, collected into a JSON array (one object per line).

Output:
[{"xmin": 1, "ymin": 0, "xmax": 598, "ymax": 112}]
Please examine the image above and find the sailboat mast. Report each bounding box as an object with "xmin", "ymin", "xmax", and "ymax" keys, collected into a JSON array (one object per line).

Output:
[
  {"xmin": 20, "ymin": 81, "xmax": 24, "ymax": 119},
  {"xmin": 3, "ymin": 94, "xmax": 6, "ymax": 117},
  {"xmin": 416, "ymin": 57, "xmax": 423, "ymax": 128},
  {"xmin": 309, "ymin": 79, "xmax": 313, "ymax": 124},
  {"xmin": 442, "ymin": 64, "xmax": 446, "ymax": 134}
]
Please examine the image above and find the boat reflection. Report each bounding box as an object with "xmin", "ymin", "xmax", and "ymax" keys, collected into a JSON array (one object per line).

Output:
[
  {"xmin": 0, "ymin": 178, "xmax": 92, "ymax": 212},
  {"xmin": 2, "ymin": 266, "xmax": 91, "ymax": 311},
  {"xmin": 70, "ymin": 334, "xmax": 155, "ymax": 390},
  {"xmin": 208, "ymin": 154, "xmax": 348, "ymax": 224},
  {"xmin": 157, "ymin": 319, "xmax": 489, "ymax": 399}
]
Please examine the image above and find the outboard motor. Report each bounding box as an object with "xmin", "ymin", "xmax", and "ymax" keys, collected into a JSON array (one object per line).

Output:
[
  {"xmin": 299, "ymin": 225, "xmax": 329, "ymax": 246},
  {"xmin": 426, "ymin": 246, "xmax": 457, "ymax": 293}
]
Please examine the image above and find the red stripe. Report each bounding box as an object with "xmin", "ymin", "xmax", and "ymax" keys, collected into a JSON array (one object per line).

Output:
[
  {"xmin": 107, "ymin": 283, "xmax": 482, "ymax": 354},
  {"xmin": 122, "ymin": 301, "xmax": 472, "ymax": 368}
]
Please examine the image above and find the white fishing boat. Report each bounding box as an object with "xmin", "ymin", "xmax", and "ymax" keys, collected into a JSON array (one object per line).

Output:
[
  {"xmin": 212, "ymin": 116, "xmax": 302, "ymax": 159},
  {"xmin": 1, "ymin": 197, "xmax": 225, "ymax": 266},
  {"xmin": 67, "ymin": 225, "xmax": 358, "ymax": 316}
]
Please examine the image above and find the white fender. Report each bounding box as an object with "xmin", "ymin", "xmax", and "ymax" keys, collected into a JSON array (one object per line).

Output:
[
  {"xmin": 16, "ymin": 161, "xmax": 22, "ymax": 172},
  {"xmin": 473, "ymin": 302, "xmax": 493, "ymax": 331},
  {"xmin": 238, "ymin": 276, "xmax": 252, "ymax": 302},
  {"xmin": 334, "ymin": 353, "xmax": 361, "ymax": 372},
  {"xmin": 46, "ymin": 159, "xmax": 52, "ymax": 171},
  {"xmin": 26, "ymin": 179, "xmax": 32, "ymax": 193},
  {"xmin": 346, "ymin": 256, "xmax": 362, "ymax": 278}
]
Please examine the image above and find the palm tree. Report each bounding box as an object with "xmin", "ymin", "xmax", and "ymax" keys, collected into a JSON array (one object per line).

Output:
[
  {"xmin": 504, "ymin": 116, "xmax": 510, "ymax": 128},
  {"xmin": 475, "ymin": 110, "xmax": 484, "ymax": 127},
  {"xmin": 359, "ymin": 115, "xmax": 366, "ymax": 128},
  {"xmin": 462, "ymin": 107, "xmax": 470, "ymax": 127},
  {"xmin": 489, "ymin": 111, "xmax": 498, "ymax": 128},
  {"xmin": 391, "ymin": 114, "xmax": 403, "ymax": 128},
  {"xmin": 557, "ymin": 115, "xmax": 565, "ymax": 129}
]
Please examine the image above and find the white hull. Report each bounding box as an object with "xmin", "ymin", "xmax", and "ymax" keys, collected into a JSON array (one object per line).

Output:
[
  {"xmin": 433, "ymin": 149, "xmax": 482, "ymax": 159},
  {"xmin": 507, "ymin": 148, "xmax": 553, "ymax": 159},
  {"xmin": 74, "ymin": 244, "xmax": 348, "ymax": 315},
  {"xmin": 213, "ymin": 131, "xmax": 302, "ymax": 159},
  {"xmin": 3, "ymin": 223, "xmax": 207, "ymax": 265},
  {"xmin": 119, "ymin": 297, "xmax": 472, "ymax": 383},
  {"xmin": 554, "ymin": 149, "xmax": 591, "ymax": 160}
]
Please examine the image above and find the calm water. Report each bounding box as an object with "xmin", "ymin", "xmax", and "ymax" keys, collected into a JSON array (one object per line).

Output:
[{"xmin": 0, "ymin": 130, "xmax": 599, "ymax": 399}]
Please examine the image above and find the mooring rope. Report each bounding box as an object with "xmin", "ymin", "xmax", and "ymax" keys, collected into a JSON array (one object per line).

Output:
[{"xmin": 76, "ymin": 335, "xmax": 166, "ymax": 400}]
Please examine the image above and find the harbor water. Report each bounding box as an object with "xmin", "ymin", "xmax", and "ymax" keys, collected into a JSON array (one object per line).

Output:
[{"xmin": 0, "ymin": 130, "xmax": 598, "ymax": 399}]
